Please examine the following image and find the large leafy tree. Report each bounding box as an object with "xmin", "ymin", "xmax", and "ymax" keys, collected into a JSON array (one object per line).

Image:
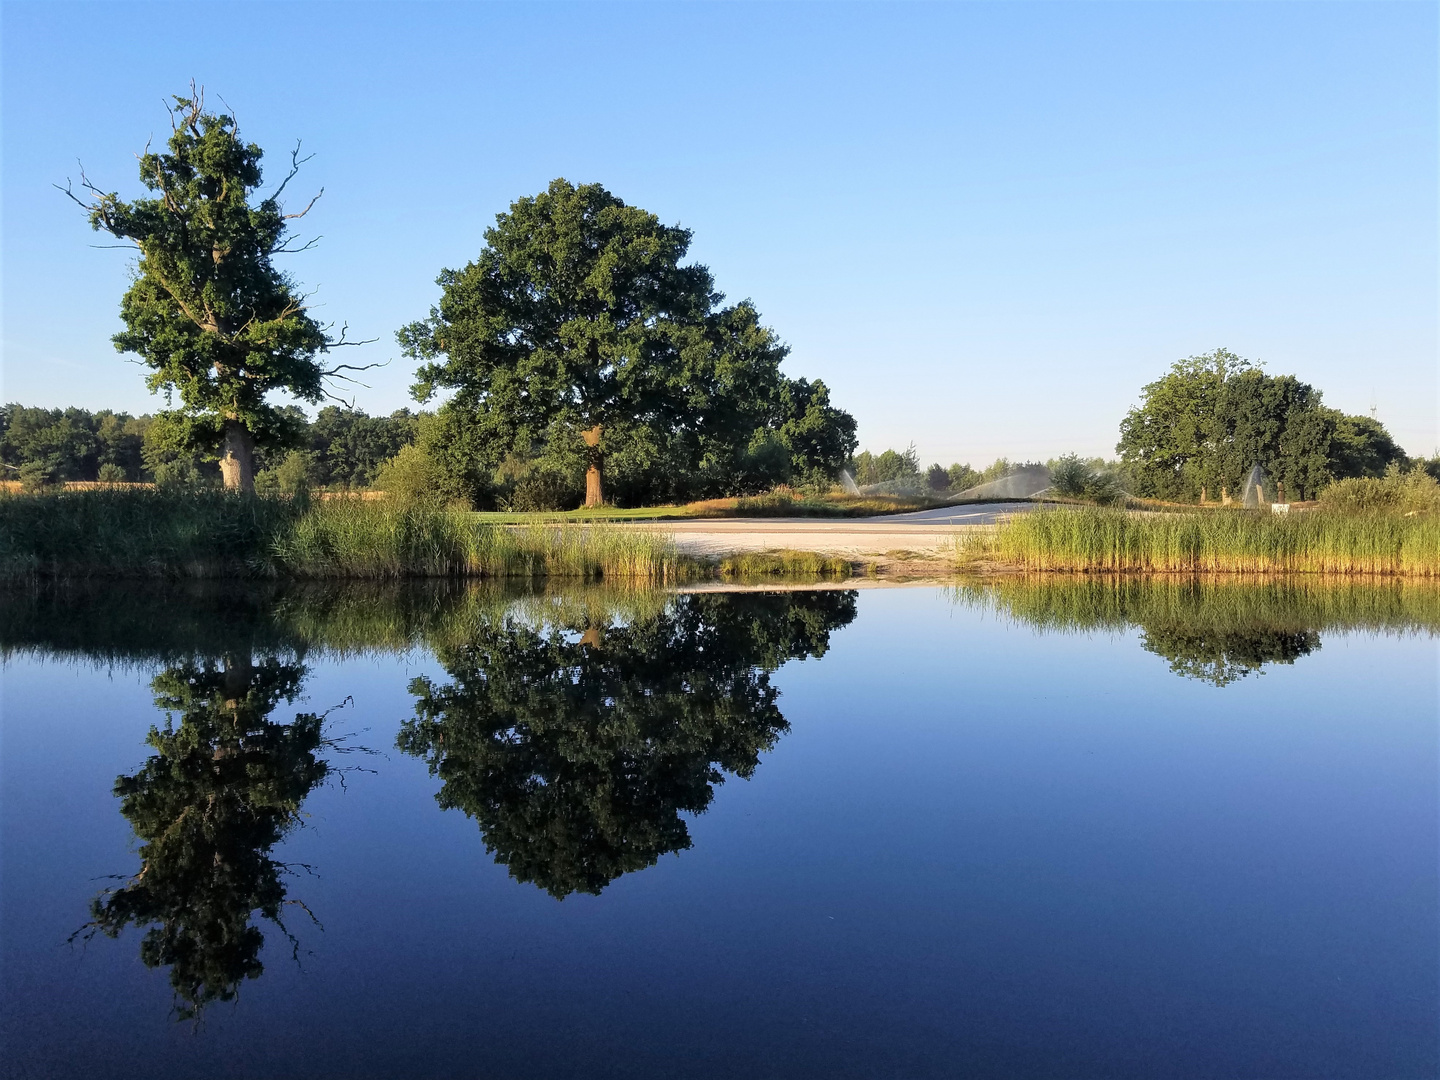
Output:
[
  {"xmin": 64, "ymin": 88, "xmax": 371, "ymax": 491},
  {"xmin": 1117, "ymin": 349, "xmax": 1407, "ymax": 501},
  {"xmin": 401, "ymin": 179, "xmax": 854, "ymax": 507}
]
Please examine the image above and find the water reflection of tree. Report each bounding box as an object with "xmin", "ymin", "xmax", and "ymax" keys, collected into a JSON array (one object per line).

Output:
[
  {"xmin": 1139, "ymin": 624, "xmax": 1320, "ymax": 686},
  {"xmin": 953, "ymin": 576, "xmax": 1429, "ymax": 686},
  {"xmin": 75, "ymin": 653, "xmax": 334, "ymax": 1019},
  {"xmin": 398, "ymin": 591, "xmax": 857, "ymax": 898}
]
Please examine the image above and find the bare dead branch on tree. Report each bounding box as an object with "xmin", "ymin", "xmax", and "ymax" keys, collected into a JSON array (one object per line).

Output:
[
  {"xmin": 272, "ymin": 234, "xmax": 321, "ymax": 255},
  {"xmin": 324, "ymin": 322, "xmax": 380, "ymax": 349},
  {"xmin": 270, "ymin": 141, "xmax": 315, "ymax": 204},
  {"xmin": 283, "ymin": 188, "xmax": 324, "ymax": 220}
]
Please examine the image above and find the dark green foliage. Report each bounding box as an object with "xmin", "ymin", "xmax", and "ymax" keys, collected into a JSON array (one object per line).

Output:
[
  {"xmin": 851, "ymin": 445, "xmax": 920, "ymax": 486},
  {"xmin": 255, "ymin": 450, "xmax": 315, "ymax": 499},
  {"xmin": 77, "ymin": 655, "xmax": 329, "ymax": 1018},
  {"xmin": 0, "ymin": 404, "xmax": 149, "ymax": 481},
  {"xmin": 0, "ymin": 403, "xmax": 418, "ymax": 489},
  {"xmin": 1139, "ymin": 624, "xmax": 1320, "ymax": 686},
  {"xmin": 397, "ymin": 591, "xmax": 857, "ymax": 896},
  {"xmin": 776, "ymin": 378, "xmax": 858, "ymax": 490},
  {"xmin": 307, "ymin": 407, "xmax": 419, "ymax": 488},
  {"xmin": 946, "ymin": 463, "xmax": 982, "ymax": 491},
  {"xmin": 400, "ymin": 178, "xmax": 856, "ymax": 507},
  {"xmin": 142, "ymin": 410, "xmax": 219, "ymax": 487},
  {"xmin": 18, "ymin": 461, "xmax": 55, "ymax": 491},
  {"xmin": 67, "ymin": 89, "xmax": 353, "ymax": 489},
  {"xmin": 1048, "ymin": 454, "xmax": 1126, "ymax": 505},
  {"xmin": 1048, "ymin": 454, "xmax": 1092, "ymax": 497},
  {"xmin": 0, "ymin": 488, "xmax": 300, "ymax": 578},
  {"xmin": 1328, "ymin": 414, "xmax": 1407, "ymax": 480},
  {"xmin": 1117, "ymin": 349, "xmax": 1409, "ymax": 501}
]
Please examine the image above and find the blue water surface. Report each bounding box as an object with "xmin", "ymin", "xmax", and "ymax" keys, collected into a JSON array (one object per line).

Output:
[{"xmin": 1, "ymin": 584, "xmax": 1435, "ymax": 1079}]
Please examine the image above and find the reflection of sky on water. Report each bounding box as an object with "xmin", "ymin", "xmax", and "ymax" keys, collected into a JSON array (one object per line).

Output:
[{"xmin": 1, "ymin": 585, "xmax": 1435, "ymax": 1079}]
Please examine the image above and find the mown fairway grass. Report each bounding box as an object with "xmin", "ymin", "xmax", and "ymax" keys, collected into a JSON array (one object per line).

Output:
[
  {"xmin": 967, "ymin": 506, "xmax": 1440, "ymax": 575},
  {"xmin": 0, "ymin": 489, "xmax": 697, "ymax": 582}
]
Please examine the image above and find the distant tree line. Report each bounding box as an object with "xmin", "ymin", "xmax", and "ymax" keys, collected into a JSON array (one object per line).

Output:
[
  {"xmin": 49, "ymin": 91, "xmax": 1426, "ymax": 512},
  {"xmin": 1, "ymin": 403, "xmax": 418, "ymax": 490},
  {"xmin": 849, "ymin": 443, "xmax": 1028, "ymax": 494}
]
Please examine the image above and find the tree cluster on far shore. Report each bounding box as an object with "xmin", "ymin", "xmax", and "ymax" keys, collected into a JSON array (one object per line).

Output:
[
  {"xmin": 61, "ymin": 94, "xmax": 856, "ymax": 508},
  {"xmin": 1, "ymin": 403, "xmax": 418, "ymax": 492},
  {"xmin": 1116, "ymin": 349, "xmax": 1411, "ymax": 502},
  {"xmin": 50, "ymin": 92, "xmax": 1430, "ymax": 514}
]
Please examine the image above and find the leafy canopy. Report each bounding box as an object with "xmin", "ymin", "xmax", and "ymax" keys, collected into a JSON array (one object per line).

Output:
[
  {"xmin": 400, "ymin": 178, "xmax": 855, "ymax": 507},
  {"xmin": 65, "ymin": 88, "xmax": 366, "ymax": 455},
  {"xmin": 1117, "ymin": 349, "xmax": 1408, "ymax": 501}
]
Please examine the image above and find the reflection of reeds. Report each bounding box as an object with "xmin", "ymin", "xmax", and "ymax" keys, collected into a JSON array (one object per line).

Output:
[
  {"xmin": 966, "ymin": 507, "xmax": 1440, "ymax": 576},
  {"xmin": 0, "ymin": 579, "xmax": 680, "ymax": 664},
  {"xmin": 952, "ymin": 574, "xmax": 1440, "ymax": 636},
  {"xmin": 273, "ymin": 581, "xmax": 673, "ymax": 655}
]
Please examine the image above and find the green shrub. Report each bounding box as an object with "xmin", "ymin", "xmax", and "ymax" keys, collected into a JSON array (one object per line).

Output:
[
  {"xmin": 719, "ymin": 550, "xmax": 851, "ymax": 579},
  {"xmin": 1318, "ymin": 466, "xmax": 1440, "ymax": 515},
  {"xmin": 374, "ymin": 444, "xmax": 450, "ymax": 508},
  {"xmin": 18, "ymin": 461, "xmax": 54, "ymax": 492},
  {"xmin": 256, "ymin": 450, "xmax": 315, "ymax": 498},
  {"xmin": 509, "ymin": 466, "xmax": 584, "ymax": 512},
  {"xmin": 96, "ymin": 463, "xmax": 128, "ymax": 483},
  {"xmin": 1048, "ymin": 454, "xmax": 1126, "ymax": 505},
  {"xmin": 1049, "ymin": 455, "xmax": 1092, "ymax": 497}
]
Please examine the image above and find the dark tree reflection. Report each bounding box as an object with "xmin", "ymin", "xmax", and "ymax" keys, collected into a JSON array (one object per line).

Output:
[
  {"xmin": 398, "ymin": 591, "xmax": 857, "ymax": 897},
  {"xmin": 1140, "ymin": 625, "xmax": 1321, "ymax": 686},
  {"xmin": 76, "ymin": 653, "xmax": 333, "ymax": 1019}
]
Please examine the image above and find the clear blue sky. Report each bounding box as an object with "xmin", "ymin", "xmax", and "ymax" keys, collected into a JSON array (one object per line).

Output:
[{"xmin": 3, "ymin": 1, "xmax": 1435, "ymax": 465}]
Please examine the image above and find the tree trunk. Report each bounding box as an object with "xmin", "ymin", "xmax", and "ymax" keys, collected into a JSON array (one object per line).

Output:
[
  {"xmin": 219, "ymin": 421, "xmax": 256, "ymax": 493},
  {"xmin": 582, "ymin": 424, "xmax": 604, "ymax": 508},
  {"xmin": 222, "ymin": 651, "xmax": 254, "ymax": 729}
]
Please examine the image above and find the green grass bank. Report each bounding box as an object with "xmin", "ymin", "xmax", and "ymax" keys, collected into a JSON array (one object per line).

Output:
[
  {"xmin": 967, "ymin": 506, "xmax": 1440, "ymax": 576},
  {"xmin": 0, "ymin": 489, "xmax": 696, "ymax": 582}
]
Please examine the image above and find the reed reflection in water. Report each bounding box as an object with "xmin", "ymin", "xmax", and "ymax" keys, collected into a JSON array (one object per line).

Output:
[{"xmin": 953, "ymin": 575, "xmax": 1440, "ymax": 685}]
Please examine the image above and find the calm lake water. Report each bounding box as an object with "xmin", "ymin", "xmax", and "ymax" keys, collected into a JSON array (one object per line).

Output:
[{"xmin": 1, "ymin": 579, "xmax": 1436, "ymax": 1079}]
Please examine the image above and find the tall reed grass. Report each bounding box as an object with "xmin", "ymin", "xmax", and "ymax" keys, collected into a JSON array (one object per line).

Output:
[
  {"xmin": 272, "ymin": 501, "xmax": 695, "ymax": 582},
  {"xmin": 966, "ymin": 507, "xmax": 1440, "ymax": 575},
  {"xmin": 0, "ymin": 488, "xmax": 297, "ymax": 579},
  {"xmin": 0, "ymin": 490, "xmax": 698, "ymax": 582}
]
